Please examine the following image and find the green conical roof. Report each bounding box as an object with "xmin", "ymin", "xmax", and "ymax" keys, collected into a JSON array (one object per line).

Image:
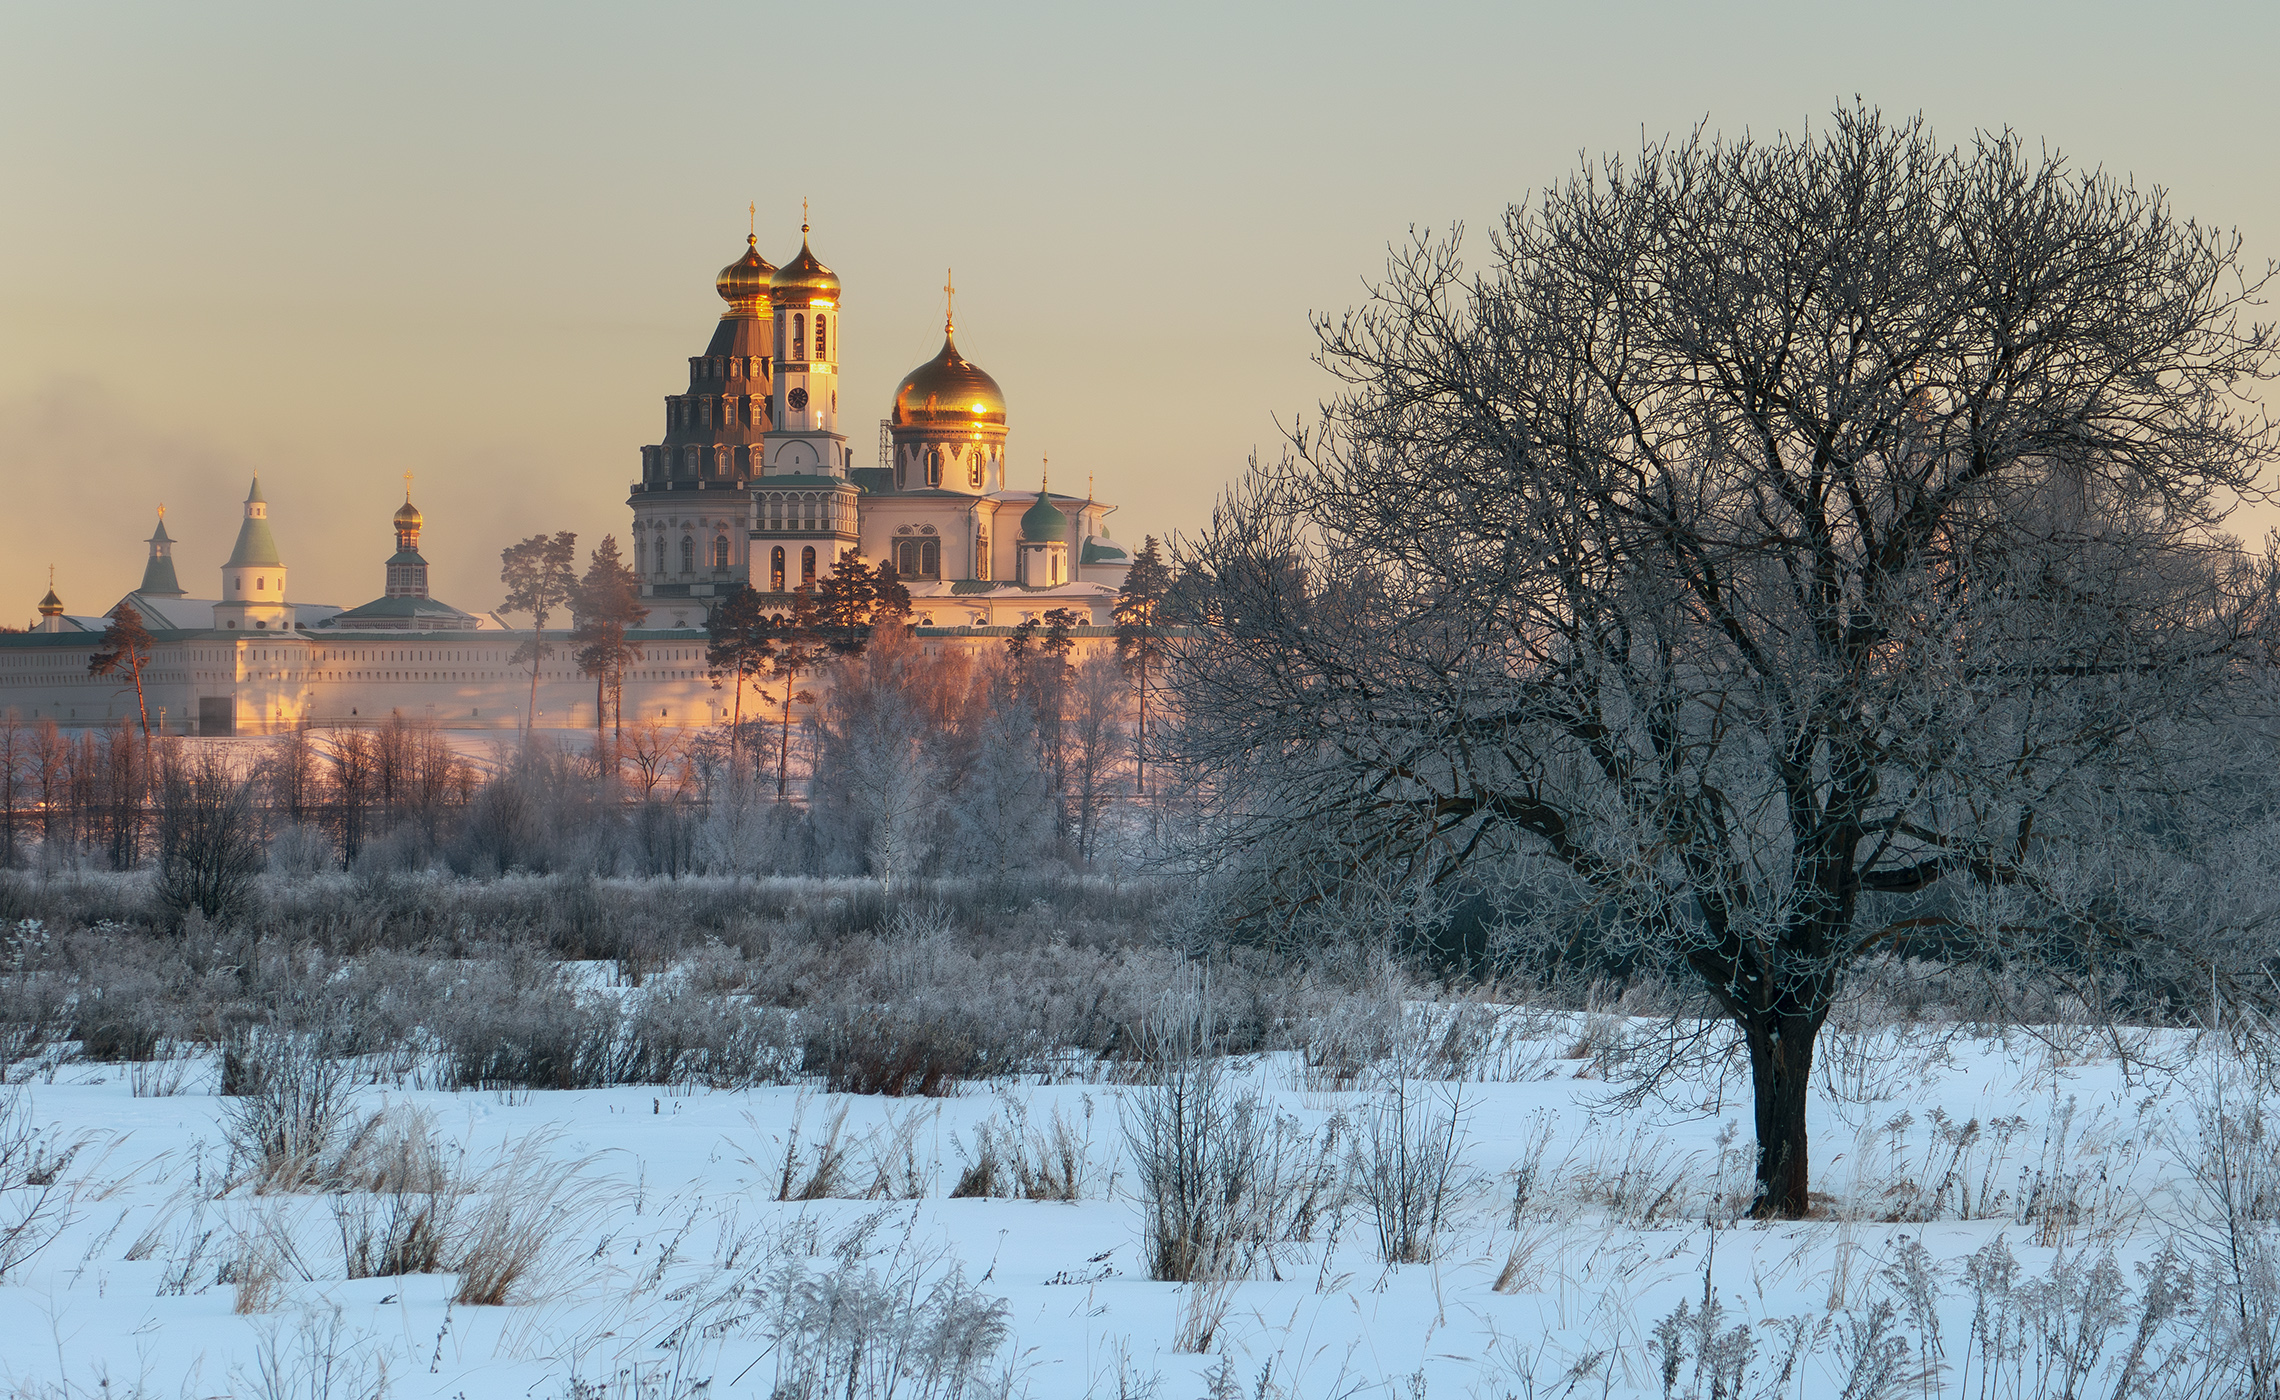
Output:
[
  {"xmin": 1020, "ymin": 488, "xmax": 1067, "ymax": 543},
  {"xmin": 225, "ymin": 475, "xmax": 283, "ymax": 568},
  {"xmin": 226, "ymin": 516, "xmax": 283, "ymax": 567},
  {"xmin": 139, "ymin": 554, "xmax": 183, "ymax": 596}
]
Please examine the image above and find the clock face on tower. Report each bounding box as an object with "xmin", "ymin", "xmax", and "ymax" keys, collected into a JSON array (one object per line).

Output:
[{"xmin": 788, "ymin": 387, "xmax": 809, "ymax": 411}]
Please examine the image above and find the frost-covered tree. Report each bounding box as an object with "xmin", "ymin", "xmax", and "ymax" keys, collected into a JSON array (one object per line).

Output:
[{"xmin": 1168, "ymin": 107, "xmax": 2279, "ymax": 1216}]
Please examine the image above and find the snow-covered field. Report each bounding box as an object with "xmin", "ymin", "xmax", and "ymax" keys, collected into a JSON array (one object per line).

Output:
[{"xmin": 0, "ymin": 1010, "xmax": 2263, "ymax": 1399}]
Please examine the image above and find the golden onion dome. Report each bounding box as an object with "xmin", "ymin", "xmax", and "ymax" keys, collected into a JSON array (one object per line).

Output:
[
  {"xmin": 717, "ymin": 236, "xmax": 777, "ymax": 313},
  {"xmin": 892, "ymin": 335, "xmax": 1007, "ymax": 428},
  {"xmin": 770, "ymin": 236, "xmax": 840, "ymax": 304},
  {"xmin": 393, "ymin": 498, "xmax": 423, "ymax": 528}
]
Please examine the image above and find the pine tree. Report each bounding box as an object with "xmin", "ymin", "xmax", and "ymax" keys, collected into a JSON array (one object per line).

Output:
[
  {"xmin": 815, "ymin": 549, "xmax": 879, "ymax": 655},
  {"xmin": 88, "ymin": 600, "xmax": 155, "ymax": 738},
  {"xmin": 771, "ymin": 586, "xmax": 826, "ymax": 802},
  {"xmin": 1112, "ymin": 536, "xmax": 1171, "ymax": 797},
  {"xmin": 499, "ymin": 531, "xmax": 578, "ymax": 734},
  {"xmin": 705, "ymin": 583, "xmax": 776, "ymax": 764},
  {"xmin": 569, "ymin": 535, "xmax": 648, "ymax": 765}
]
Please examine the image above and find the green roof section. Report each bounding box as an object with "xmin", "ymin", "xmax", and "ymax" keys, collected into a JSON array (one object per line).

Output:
[
  {"xmin": 138, "ymin": 554, "xmax": 183, "ymax": 596},
  {"xmin": 1080, "ymin": 537, "xmax": 1129, "ymax": 565},
  {"xmin": 225, "ymin": 515, "xmax": 283, "ymax": 567},
  {"xmin": 1020, "ymin": 487, "xmax": 1068, "ymax": 542},
  {"xmin": 320, "ymin": 594, "xmax": 478, "ymax": 626}
]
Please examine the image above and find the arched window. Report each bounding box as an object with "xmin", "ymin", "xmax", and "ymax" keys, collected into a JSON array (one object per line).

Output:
[
  {"xmin": 968, "ymin": 449, "xmax": 983, "ymax": 489},
  {"xmin": 895, "ymin": 538, "xmax": 941, "ymax": 579},
  {"xmin": 771, "ymin": 546, "xmax": 786, "ymax": 592},
  {"xmin": 814, "ymin": 315, "xmax": 826, "ymax": 359},
  {"xmin": 793, "ymin": 313, "xmax": 805, "ymax": 361},
  {"xmin": 801, "ymin": 546, "xmax": 817, "ymax": 585},
  {"xmin": 700, "ymin": 397, "xmax": 712, "ymax": 427},
  {"xmin": 635, "ymin": 538, "xmax": 646, "ymax": 572},
  {"xmin": 681, "ymin": 536, "xmax": 694, "ymax": 573},
  {"xmin": 712, "ymin": 535, "xmax": 729, "ymax": 569},
  {"xmin": 927, "ymin": 448, "xmax": 942, "ymax": 488},
  {"xmin": 802, "ymin": 494, "xmax": 817, "ymax": 531},
  {"xmin": 654, "ymin": 533, "xmax": 668, "ymax": 574}
]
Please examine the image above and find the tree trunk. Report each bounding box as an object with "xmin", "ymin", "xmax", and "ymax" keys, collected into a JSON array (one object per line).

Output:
[
  {"xmin": 729, "ymin": 669, "xmax": 743, "ymax": 766},
  {"xmin": 778, "ymin": 676, "xmax": 794, "ymax": 803},
  {"xmin": 1135, "ymin": 657, "xmax": 1147, "ymax": 800},
  {"xmin": 1746, "ymin": 1014, "xmax": 1816, "ymax": 1218},
  {"xmin": 526, "ymin": 626, "xmax": 542, "ymax": 735}
]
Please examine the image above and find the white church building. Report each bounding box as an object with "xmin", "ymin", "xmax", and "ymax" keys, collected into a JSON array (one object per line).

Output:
[{"xmin": 0, "ymin": 222, "xmax": 1134, "ymax": 734}]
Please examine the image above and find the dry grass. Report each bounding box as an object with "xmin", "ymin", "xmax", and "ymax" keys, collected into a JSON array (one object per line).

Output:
[{"xmin": 449, "ymin": 1132, "xmax": 592, "ymax": 1306}]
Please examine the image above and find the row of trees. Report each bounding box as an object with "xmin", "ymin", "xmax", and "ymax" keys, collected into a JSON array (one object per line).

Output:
[{"xmin": 3, "ymin": 532, "xmax": 1179, "ymax": 884}]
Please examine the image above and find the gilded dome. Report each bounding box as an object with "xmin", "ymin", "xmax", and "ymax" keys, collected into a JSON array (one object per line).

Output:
[
  {"xmin": 393, "ymin": 498, "xmax": 423, "ymax": 528},
  {"xmin": 770, "ymin": 236, "xmax": 840, "ymax": 304},
  {"xmin": 892, "ymin": 336, "xmax": 1007, "ymax": 428},
  {"xmin": 717, "ymin": 237, "xmax": 777, "ymax": 312}
]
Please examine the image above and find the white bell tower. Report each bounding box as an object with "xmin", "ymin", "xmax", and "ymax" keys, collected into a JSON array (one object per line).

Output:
[{"xmin": 764, "ymin": 204, "xmax": 848, "ymax": 478}]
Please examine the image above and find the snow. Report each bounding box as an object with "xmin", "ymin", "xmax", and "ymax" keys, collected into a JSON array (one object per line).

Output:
[{"xmin": 0, "ymin": 1016, "xmax": 2241, "ymax": 1398}]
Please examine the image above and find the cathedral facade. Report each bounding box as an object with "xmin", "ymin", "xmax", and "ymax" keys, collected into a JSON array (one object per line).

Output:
[
  {"xmin": 628, "ymin": 223, "xmax": 1128, "ymax": 632},
  {"xmin": 0, "ymin": 224, "xmax": 1132, "ymax": 734}
]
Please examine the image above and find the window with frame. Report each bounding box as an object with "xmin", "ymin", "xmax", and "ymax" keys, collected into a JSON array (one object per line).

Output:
[
  {"xmin": 815, "ymin": 315, "xmax": 826, "ymax": 359},
  {"xmin": 712, "ymin": 535, "xmax": 730, "ymax": 570},
  {"xmin": 681, "ymin": 536, "xmax": 694, "ymax": 573},
  {"xmin": 968, "ymin": 449, "xmax": 983, "ymax": 489},
  {"xmin": 895, "ymin": 538, "xmax": 940, "ymax": 579},
  {"xmin": 927, "ymin": 448, "xmax": 942, "ymax": 487},
  {"xmin": 771, "ymin": 546, "xmax": 786, "ymax": 592},
  {"xmin": 801, "ymin": 546, "xmax": 816, "ymax": 585},
  {"xmin": 793, "ymin": 314, "xmax": 805, "ymax": 361}
]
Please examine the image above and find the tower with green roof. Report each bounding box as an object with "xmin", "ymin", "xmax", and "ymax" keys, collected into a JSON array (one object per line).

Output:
[
  {"xmin": 1015, "ymin": 464, "xmax": 1071, "ymax": 587},
  {"xmin": 137, "ymin": 509, "xmax": 186, "ymax": 598},
  {"xmin": 211, "ymin": 475, "xmax": 295, "ymax": 631}
]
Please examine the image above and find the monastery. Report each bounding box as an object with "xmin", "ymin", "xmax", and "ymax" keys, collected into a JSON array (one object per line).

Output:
[{"xmin": 0, "ymin": 222, "xmax": 1132, "ymax": 735}]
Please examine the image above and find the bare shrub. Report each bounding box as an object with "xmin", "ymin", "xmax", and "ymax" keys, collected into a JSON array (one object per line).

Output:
[
  {"xmin": 0, "ymin": 1164, "xmax": 76, "ymax": 1283},
  {"xmin": 238, "ymin": 1305, "xmax": 391, "ymax": 1400},
  {"xmin": 762, "ymin": 1244, "xmax": 1013, "ymax": 1400},
  {"xmin": 1123, "ymin": 991, "xmax": 1341, "ymax": 1283},
  {"xmin": 2183, "ymin": 1075, "xmax": 2280, "ymax": 1396},
  {"xmin": 805, "ymin": 1005, "xmax": 982, "ymax": 1098},
  {"xmin": 220, "ymin": 1027, "xmax": 356, "ymax": 1192},
  {"xmin": 265, "ymin": 823, "xmax": 337, "ymax": 879},
  {"xmin": 1349, "ymin": 1070, "xmax": 1467, "ymax": 1264},
  {"xmin": 153, "ymin": 742, "xmax": 265, "ymax": 928}
]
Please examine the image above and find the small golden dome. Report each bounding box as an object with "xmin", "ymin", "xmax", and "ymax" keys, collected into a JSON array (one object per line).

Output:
[
  {"xmin": 892, "ymin": 335, "xmax": 1006, "ymax": 428},
  {"xmin": 393, "ymin": 499, "xmax": 423, "ymax": 528},
  {"xmin": 716, "ymin": 236, "xmax": 777, "ymax": 312},
  {"xmin": 770, "ymin": 236, "xmax": 840, "ymax": 304}
]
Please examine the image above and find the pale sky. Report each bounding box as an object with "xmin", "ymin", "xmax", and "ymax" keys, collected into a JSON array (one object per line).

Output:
[{"xmin": 4, "ymin": 1, "xmax": 2275, "ymax": 622}]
